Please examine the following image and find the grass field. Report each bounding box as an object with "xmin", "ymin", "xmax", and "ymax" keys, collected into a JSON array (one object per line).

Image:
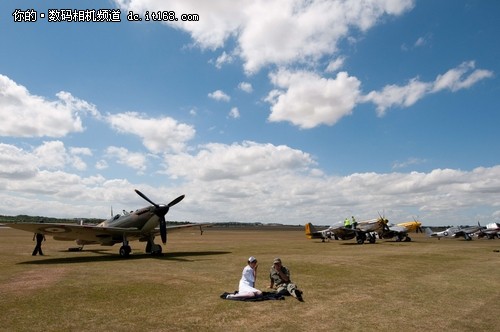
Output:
[{"xmin": 0, "ymin": 226, "xmax": 499, "ymax": 332}]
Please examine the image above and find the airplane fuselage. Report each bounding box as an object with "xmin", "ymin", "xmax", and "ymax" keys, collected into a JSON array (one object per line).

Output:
[{"xmin": 99, "ymin": 206, "xmax": 158, "ymax": 230}]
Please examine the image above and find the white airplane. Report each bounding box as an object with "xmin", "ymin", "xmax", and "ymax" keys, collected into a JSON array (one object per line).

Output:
[
  {"xmin": 425, "ymin": 223, "xmax": 484, "ymax": 241},
  {"xmin": 476, "ymin": 223, "xmax": 500, "ymax": 239},
  {"xmin": 425, "ymin": 226, "xmax": 460, "ymax": 239},
  {"xmin": 7, "ymin": 189, "xmax": 206, "ymax": 257},
  {"xmin": 450, "ymin": 223, "xmax": 484, "ymax": 240}
]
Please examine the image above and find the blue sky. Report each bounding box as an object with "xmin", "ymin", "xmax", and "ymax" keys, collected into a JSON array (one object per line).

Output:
[{"xmin": 0, "ymin": 0, "xmax": 499, "ymax": 226}]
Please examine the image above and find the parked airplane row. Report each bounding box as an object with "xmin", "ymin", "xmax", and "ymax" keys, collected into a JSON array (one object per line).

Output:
[
  {"xmin": 304, "ymin": 216, "xmax": 423, "ymax": 244},
  {"xmin": 425, "ymin": 222, "xmax": 500, "ymax": 240},
  {"xmin": 306, "ymin": 218, "xmax": 500, "ymax": 244}
]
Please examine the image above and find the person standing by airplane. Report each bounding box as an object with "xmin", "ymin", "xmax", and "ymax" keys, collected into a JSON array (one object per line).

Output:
[
  {"xmin": 32, "ymin": 232, "xmax": 45, "ymax": 256},
  {"xmin": 225, "ymin": 256, "xmax": 263, "ymax": 299},
  {"xmin": 344, "ymin": 217, "xmax": 352, "ymax": 229},
  {"xmin": 351, "ymin": 216, "xmax": 357, "ymax": 229},
  {"xmin": 269, "ymin": 258, "xmax": 303, "ymax": 301}
]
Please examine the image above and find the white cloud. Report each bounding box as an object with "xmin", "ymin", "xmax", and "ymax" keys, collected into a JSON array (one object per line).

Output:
[
  {"xmin": 414, "ymin": 36, "xmax": 426, "ymax": 47},
  {"xmin": 113, "ymin": 0, "xmax": 415, "ymax": 74},
  {"xmin": 114, "ymin": 0, "xmax": 246, "ymax": 49},
  {"xmin": 392, "ymin": 157, "xmax": 426, "ymax": 170},
  {"xmin": 0, "ymin": 143, "xmax": 38, "ymax": 179},
  {"xmin": 214, "ymin": 51, "xmax": 233, "ymax": 68},
  {"xmin": 70, "ymin": 147, "xmax": 92, "ymax": 156},
  {"xmin": 228, "ymin": 107, "xmax": 240, "ymax": 119},
  {"xmin": 325, "ymin": 57, "xmax": 345, "ymax": 73},
  {"xmin": 163, "ymin": 141, "xmax": 316, "ymax": 181},
  {"xmin": 364, "ymin": 61, "xmax": 494, "ymax": 115},
  {"xmin": 33, "ymin": 141, "xmax": 69, "ymax": 170},
  {"xmin": 266, "ymin": 69, "xmax": 361, "ymax": 128},
  {"xmin": 0, "ymin": 75, "xmax": 99, "ymax": 138},
  {"xmin": 208, "ymin": 90, "xmax": 230, "ymax": 102},
  {"xmin": 105, "ymin": 146, "xmax": 147, "ymax": 173},
  {"xmin": 1, "ymin": 138, "xmax": 499, "ymax": 225},
  {"xmin": 0, "ymin": 141, "xmax": 92, "ymax": 180},
  {"xmin": 95, "ymin": 160, "xmax": 109, "ymax": 170},
  {"xmin": 69, "ymin": 147, "xmax": 92, "ymax": 171},
  {"xmin": 106, "ymin": 112, "xmax": 195, "ymax": 154},
  {"xmin": 238, "ymin": 0, "xmax": 415, "ymax": 73},
  {"xmin": 35, "ymin": 141, "xmax": 93, "ymax": 171},
  {"xmin": 432, "ymin": 61, "xmax": 494, "ymax": 93},
  {"xmin": 364, "ymin": 78, "xmax": 431, "ymax": 116},
  {"xmin": 162, "ymin": 149, "xmax": 500, "ymax": 224},
  {"xmin": 238, "ymin": 82, "xmax": 253, "ymax": 93}
]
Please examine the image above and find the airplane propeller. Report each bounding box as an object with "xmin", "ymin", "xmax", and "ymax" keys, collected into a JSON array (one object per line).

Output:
[
  {"xmin": 378, "ymin": 212, "xmax": 390, "ymax": 232},
  {"xmin": 413, "ymin": 217, "xmax": 424, "ymax": 233},
  {"xmin": 135, "ymin": 189, "xmax": 185, "ymax": 244}
]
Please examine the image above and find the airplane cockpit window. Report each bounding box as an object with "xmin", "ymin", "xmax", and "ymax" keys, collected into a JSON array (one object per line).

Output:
[{"xmin": 113, "ymin": 214, "xmax": 121, "ymax": 220}]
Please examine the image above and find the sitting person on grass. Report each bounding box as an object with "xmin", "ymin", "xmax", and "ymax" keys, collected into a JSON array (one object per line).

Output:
[
  {"xmin": 225, "ymin": 256, "xmax": 263, "ymax": 299},
  {"xmin": 269, "ymin": 257, "xmax": 303, "ymax": 301}
]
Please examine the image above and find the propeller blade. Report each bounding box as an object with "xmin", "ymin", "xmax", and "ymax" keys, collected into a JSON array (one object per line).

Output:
[
  {"xmin": 135, "ymin": 189, "xmax": 159, "ymax": 207},
  {"xmin": 134, "ymin": 190, "xmax": 184, "ymax": 244},
  {"xmin": 160, "ymin": 216, "xmax": 167, "ymax": 244},
  {"xmin": 167, "ymin": 195, "xmax": 185, "ymax": 208}
]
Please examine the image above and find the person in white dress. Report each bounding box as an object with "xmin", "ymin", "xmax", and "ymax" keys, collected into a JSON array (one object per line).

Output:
[{"xmin": 226, "ymin": 256, "xmax": 263, "ymax": 298}]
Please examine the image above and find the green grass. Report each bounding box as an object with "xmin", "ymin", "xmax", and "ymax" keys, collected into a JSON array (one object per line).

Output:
[{"xmin": 0, "ymin": 227, "xmax": 499, "ymax": 331}]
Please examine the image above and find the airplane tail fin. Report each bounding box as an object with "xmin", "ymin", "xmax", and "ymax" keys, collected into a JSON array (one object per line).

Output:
[
  {"xmin": 424, "ymin": 227, "xmax": 433, "ymax": 236},
  {"xmin": 305, "ymin": 223, "xmax": 325, "ymax": 239},
  {"xmin": 305, "ymin": 223, "xmax": 314, "ymax": 238}
]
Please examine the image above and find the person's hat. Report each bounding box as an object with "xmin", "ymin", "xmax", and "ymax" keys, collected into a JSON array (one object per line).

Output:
[
  {"xmin": 273, "ymin": 257, "xmax": 281, "ymax": 264},
  {"xmin": 248, "ymin": 256, "xmax": 257, "ymax": 263}
]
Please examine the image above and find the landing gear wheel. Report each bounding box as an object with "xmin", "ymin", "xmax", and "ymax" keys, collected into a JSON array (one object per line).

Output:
[
  {"xmin": 356, "ymin": 233, "xmax": 366, "ymax": 244},
  {"xmin": 119, "ymin": 245, "xmax": 132, "ymax": 257},
  {"xmin": 151, "ymin": 244, "xmax": 163, "ymax": 256}
]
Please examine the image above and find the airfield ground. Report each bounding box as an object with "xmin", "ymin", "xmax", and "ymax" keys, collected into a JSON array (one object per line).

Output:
[{"xmin": 0, "ymin": 226, "xmax": 499, "ymax": 331}]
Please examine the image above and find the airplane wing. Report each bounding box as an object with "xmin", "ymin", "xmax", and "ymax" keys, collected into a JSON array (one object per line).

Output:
[
  {"xmin": 331, "ymin": 227, "xmax": 358, "ymax": 240},
  {"xmin": 452, "ymin": 228, "xmax": 477, "ymax": 240},
  {"xmin": 162, "ymin": 223, "xmax": 210, "ymax": 236},
  {"xmin": 388, "ymin": 225, "xmax": 407, "ymax": 233},
  {"xmin": 7, "ymin": 222, "xmax": 208, "ymax": 246},
  {"xmin": 452, "ymin": 230, "xmax": 466, "ymax": 238}
]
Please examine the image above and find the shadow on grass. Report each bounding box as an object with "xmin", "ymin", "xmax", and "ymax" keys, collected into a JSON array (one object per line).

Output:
[{"xmin": 18, "ymin": 250, "xmax": 232, "ymax": 265}]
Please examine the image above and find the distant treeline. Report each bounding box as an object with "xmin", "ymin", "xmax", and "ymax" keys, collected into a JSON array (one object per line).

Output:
[
  {"xmin": 0, "ymin": 215, "xmax": 304, "ymax": 228},
  {"xmin": 0, "ymin": 215, "xmax": 458, "ymax": 230},
  {"xmin": 0, "ymin": 215, "xmax": 82, "ymax": 224},
  {"xmin": 0, "ymin": 215, "xmax": 191, "ymax": 226}
]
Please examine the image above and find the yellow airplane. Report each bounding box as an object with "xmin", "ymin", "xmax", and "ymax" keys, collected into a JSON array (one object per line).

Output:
[
  {"xmin": 396, "ymin": 220, "xmax": 423, "ymax": 233},
  {"xmin": 378, "ymin": 220, "xmax": 423, "ymax": 242}
]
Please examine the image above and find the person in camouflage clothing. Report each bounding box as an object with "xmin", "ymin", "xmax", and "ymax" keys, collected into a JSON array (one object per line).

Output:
[{"xmin": 269, "ymin": 258, "xmax": 303, "ymax": 301}]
